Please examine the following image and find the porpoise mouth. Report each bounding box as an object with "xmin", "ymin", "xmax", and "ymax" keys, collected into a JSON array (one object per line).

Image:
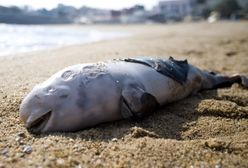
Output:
[{"xmin": 26, "ymin": 111, "xmax": 52, "ymax": 134}]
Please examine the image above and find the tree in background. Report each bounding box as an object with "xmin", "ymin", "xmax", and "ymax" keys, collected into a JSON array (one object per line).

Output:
[
  {"xmin": 195, "ymin": 0, "xmax": 207, "ymax": 4},
  {"xmin": 214, "ymin": 0, "xmax": 241, "ymax": 18},
  {"xmin": 192, "ymin": 0, "xmax": 248, "ymax": 19},
  {"xmin": 237, "ymin": 0, "xmax": 248, "ymax": 13}
]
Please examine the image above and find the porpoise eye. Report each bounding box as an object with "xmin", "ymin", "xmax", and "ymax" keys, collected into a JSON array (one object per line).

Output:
[
  {"xmin": 59, "ymin": 94, "xmax": 68, "ymax": 99},
  {"xmin": 47, "ymin": 87, "xmax": 56, "ymax": 94},
  {"xmin": 34, "ymin": 95, "xmax": 41, "ymax": 99}
]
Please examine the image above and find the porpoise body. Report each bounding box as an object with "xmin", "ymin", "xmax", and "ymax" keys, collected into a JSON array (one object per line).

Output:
[{"xmin": 20, "ymin": 57, "xmax": 248, "ymax": 133}]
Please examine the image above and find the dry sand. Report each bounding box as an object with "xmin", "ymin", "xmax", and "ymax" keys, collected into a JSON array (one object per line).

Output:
[{"xmin": 0, "ymin": 22, "xmax": 248, "ymax": 168}]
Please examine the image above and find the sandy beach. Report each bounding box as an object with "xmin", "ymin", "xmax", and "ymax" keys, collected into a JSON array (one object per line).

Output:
[{"xmin": 0, "ymin": 22, "xmax": 248, "ymax": 167}]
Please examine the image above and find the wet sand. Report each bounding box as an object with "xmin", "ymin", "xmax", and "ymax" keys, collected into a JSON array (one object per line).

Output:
[{"xmin": 0, "ymin": 22, "xmax": 248, "ymax": 167}]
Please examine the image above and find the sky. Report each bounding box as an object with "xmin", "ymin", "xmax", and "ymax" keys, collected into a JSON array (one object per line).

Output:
[{"xmin": 0, "ymin": 0, "xmax": 162, "ymax": 10}]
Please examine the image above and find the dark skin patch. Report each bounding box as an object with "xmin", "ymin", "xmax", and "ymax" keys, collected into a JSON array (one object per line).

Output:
[
  {"xmin": 124, "ymin": 57, "xmax": 189, "ymax": 85},
  {"xmin": 76, "ymin": 79, "xmax": 89, "ymax": 110}
]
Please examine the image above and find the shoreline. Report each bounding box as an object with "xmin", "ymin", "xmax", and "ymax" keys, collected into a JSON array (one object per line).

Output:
[
  {"xmin": 0, "ymin": 22, "xmax": 248, "ymax": 167},
  {"xmin": 0, "ymin": 24, "xmax": 131, "ymax": 57},
  {"xmin": 0, "ymin": 21, "xmax": 213, "ymax": 58}
]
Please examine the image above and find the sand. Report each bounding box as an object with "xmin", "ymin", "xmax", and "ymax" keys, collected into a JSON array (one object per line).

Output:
[{"xmin": 0, "ymin": 22, "xmax": 248, "ymax": 168}]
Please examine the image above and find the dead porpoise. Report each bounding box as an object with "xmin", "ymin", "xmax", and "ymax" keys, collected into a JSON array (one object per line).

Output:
[{"xmin": 20, "ymin": 57, "xmax": 248, "ymax": 134}]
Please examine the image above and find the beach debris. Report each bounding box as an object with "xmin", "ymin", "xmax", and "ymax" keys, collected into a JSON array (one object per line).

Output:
[
  {"xmin": 56, "ymin": 158, "xmax": 65, "ymax": 165},
  {"xmin": 111, "ymin": 138, "xmax": 118, "ymax": 142},
  {"xmin": 73, "ymin": 144, "xmax": 81, "ymax": 151},
  {"xmin": 130, "ymin": 127, "xmax": 160, "ymax": 138},
  {"xmin": 94, "ymin": 158, "xmax": 103, "ymax": 165},
  {"xmin": 15, "ymin": 137, "xmax": 22, "ymax": 142},
  {"xmin": 75, "ymin": 165, "xmax": 82, "ymax": 168},
  {"xmin": 225, "ymin": 51, "xmax": 237, "ymax": 57},
  {"xmin": 1, "ymin": 148, "xmax": 9, "ymax": 156},
  {"xmin": 215, "ymin": 163, "xmax": 222, "ymax": 168},
  {"xmin": 111, "ymin": 146, "xmax": 119, "ymax": 151},
  {"xmin": 15, "ymin": 132, "xmax": 26, "ymax": 144},
  {"xmin": 17, "ymin": 132, "xmax": 26, "ymax": 138},
  {"xmin": 204, "ymin": 139, "xmax": 231, "ymax": 153},
  {"xmin": 15, "ymin": 152, "xmax": 25, "ymax": 158},
  {"xmin": 23, "ymin": 145, "xmax": 32, "ymax": 154}
]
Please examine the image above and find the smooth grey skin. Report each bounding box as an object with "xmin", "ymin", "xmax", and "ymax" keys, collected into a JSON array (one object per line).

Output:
[{"xmin": 19, "ymin": 58, "xmax": 248, "ymax": 134}]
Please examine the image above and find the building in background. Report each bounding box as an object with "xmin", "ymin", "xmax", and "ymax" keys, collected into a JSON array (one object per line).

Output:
[{"xmin": 152, "ymin": 0, "xmax": 195, "ymax": 21}]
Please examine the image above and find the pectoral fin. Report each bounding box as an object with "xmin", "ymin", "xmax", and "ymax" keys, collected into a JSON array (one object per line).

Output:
[{"xmin": 120, "ymin": 85, "xmax": 159, "ymax": 119}]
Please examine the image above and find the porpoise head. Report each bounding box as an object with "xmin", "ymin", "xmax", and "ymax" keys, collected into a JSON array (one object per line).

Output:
[
  {"xmin": 20, "ymin": 64, "xmax": 122, "ymax": 134},
  {"xmin": 20, "ymin": 67, "xmax": 89, "ymax": 134}
]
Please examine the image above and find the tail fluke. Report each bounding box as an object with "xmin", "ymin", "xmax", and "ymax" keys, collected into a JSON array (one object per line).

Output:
[{"xmin": 202, "ymin": 72, "xmax": 248, "ymax": 89}]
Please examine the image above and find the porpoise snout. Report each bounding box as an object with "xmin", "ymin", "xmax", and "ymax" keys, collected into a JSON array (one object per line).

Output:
[
  {"xmin": 20, "ymin": 84, "xmax": 72, "ymax": 134},
  {"xmin": 20, "ymin": 90, "xmax": 53, "ymax": 134}
]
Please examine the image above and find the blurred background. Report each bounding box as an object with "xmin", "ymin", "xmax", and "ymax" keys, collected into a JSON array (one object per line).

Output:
[
  {"xmin": 0, "ymin": 0, "xmax": 247, "ymax": 56},
  {"xmin": 0, "ymin": 0, "xmax": 247, "ymax": 24}
]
